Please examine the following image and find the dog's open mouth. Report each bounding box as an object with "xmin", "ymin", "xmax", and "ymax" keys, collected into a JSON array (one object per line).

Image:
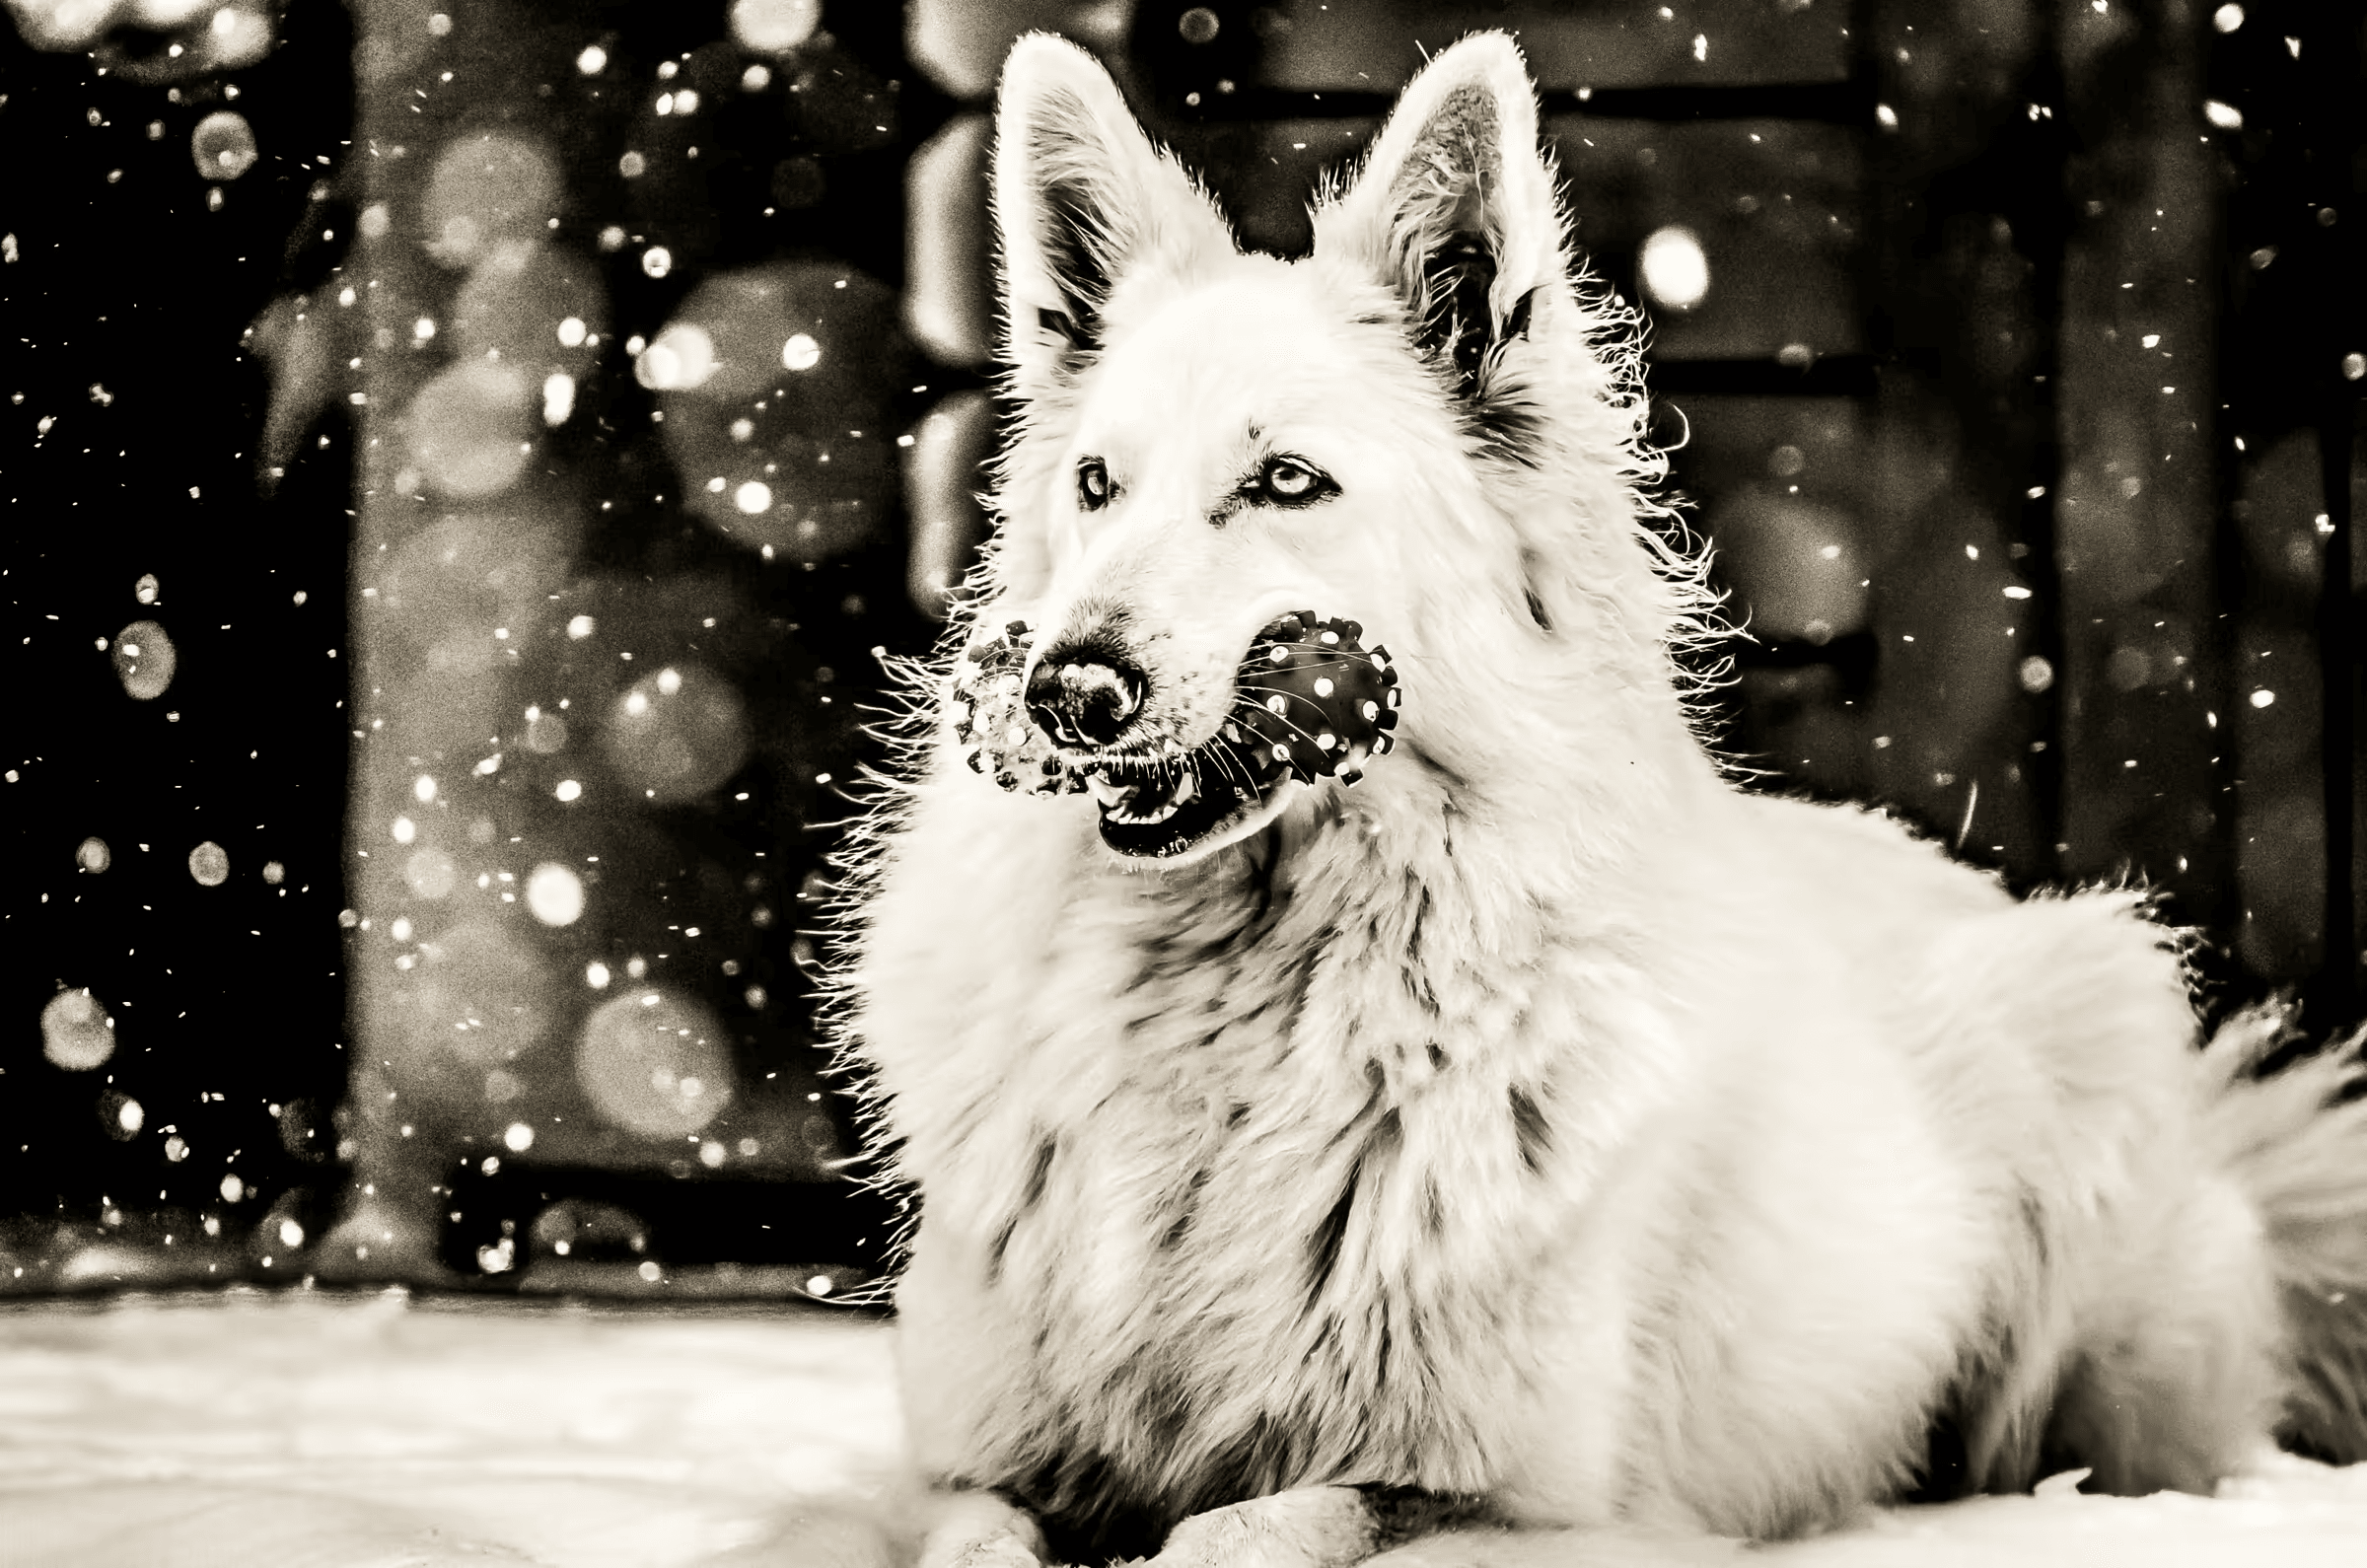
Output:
[
  {"xmin": 952, "ymin": 610, "xmax": 1401, "ymax": 861},
  {"xmin": 1081, "ymin": 611, "xmax": 1402, "ymax": 860},
  {"xmin": 1079, "ymin": 750, "xmax": 1263, "ymax": 859}
]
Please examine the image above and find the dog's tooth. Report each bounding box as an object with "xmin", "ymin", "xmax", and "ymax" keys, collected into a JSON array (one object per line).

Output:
[{"xmin": 1174, "ymin": 770, "xmax": 1198, "ymax": 805}]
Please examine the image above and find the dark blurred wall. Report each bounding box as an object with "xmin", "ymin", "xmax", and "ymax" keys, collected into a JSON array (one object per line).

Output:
[{"xmin": 2, "ymin": 0, "xmax": 2360, "ymax": 1296}]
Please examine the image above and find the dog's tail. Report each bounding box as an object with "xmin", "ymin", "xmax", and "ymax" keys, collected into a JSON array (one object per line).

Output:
[{"xmin": 2201, "ymin": 1003, "xmax": 2367, "ymax": 1462}]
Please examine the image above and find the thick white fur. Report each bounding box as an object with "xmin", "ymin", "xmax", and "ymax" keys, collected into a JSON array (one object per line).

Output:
[{"xmin": 829, "ymin": 30, "xmax": 2367, "ymax": 1568}]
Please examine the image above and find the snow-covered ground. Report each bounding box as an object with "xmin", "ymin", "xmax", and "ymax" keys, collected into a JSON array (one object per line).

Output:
[{"xmin": 2, "ymin": 1291, "xmax": 2364, "ymax": 1567}]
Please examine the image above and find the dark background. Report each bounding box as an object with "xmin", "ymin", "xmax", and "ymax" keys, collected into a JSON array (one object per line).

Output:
[{"xmin": 2, "ymin": 0, "xmax": 2361, "ymax": 1297}]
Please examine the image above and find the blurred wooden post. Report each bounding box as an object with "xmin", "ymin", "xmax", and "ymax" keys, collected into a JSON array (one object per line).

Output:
[
  {"xmin": 326, "ymin": 0, "xmax": 587, "ymax": 1273},
  {"xmin": 323, "ymin": 0, "xmax": 908, "ymax": 1284}
]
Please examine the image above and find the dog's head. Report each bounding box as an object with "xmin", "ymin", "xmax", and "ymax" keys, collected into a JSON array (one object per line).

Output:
[{"xmin": 961, "ymin": 32, "xmax": 1707, "ymax": 866}]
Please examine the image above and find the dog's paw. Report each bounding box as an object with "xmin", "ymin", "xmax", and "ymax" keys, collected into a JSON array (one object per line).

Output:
[
  {"xmin": 1146, "ymin": 1487, "xmax": 1383, "ymax": 1568},
  {"xmin": 948, "ymin": 1529, "xmax": 1045, "ymax": 1568},
  {"xmin": 917, "ymin": 1494, "xmax": 1050, "ymax": 1568}
]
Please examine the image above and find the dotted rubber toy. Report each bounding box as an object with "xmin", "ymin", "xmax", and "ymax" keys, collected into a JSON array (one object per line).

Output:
[
  {"xmin": 948, "ymin": 611, "xmax": 1401, "ymax": 797},
  {"xmin": 948, "ymin": 619, "xmax": 1084, "ymax": 797},
  {"xmin": 1216, "ymin": 611, "xmax": 1401, "ymax": 789}
]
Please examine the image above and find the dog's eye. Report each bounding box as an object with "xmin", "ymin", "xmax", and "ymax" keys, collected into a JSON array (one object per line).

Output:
[
  {"xmin": 1077, "ymin": 460, "xmax": 1112, "ymax": 511},
  {"xmin": 1253, "ymin": 456, "xmax": 1335, "ymax": 508}
]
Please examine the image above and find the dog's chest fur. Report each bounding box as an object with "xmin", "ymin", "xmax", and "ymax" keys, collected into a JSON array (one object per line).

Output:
[{"xmin": 895, "ymin": 817, "xmax": 1622, "ymax": 1557}]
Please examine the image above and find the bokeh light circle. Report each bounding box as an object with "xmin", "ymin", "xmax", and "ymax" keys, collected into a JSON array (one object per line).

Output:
[
  {"xmin": 399, "ymin": 920, "xmax": 560, "ymax": 1080},
  {"xmin": 447, "ymin": 245, "xmax": 609, "ymax": 381},
  {"xmin": 1707, "ymin": 495, "xmax": 1867, "ymax": 645},
  {"xmin": 420, "ymin": 131, "xmax": 560, "ymax": 270},
  {"xmin": 1639, "ymin": 225, "xmax": 1710, "ymax": 312},
  {"xmin": 404, "ymin": 362, "xmax": 535, "ymax": 498},
  {"xmin": 731, "ymin": 0, "xmax": 820, "ymax": 53},
  {"xmin": 525, "ymin": 862, "xmax": 586, "ymax": 926},
  {"xmin": 75, "ymin": 836, "xmax": 111, "ymax": 874},
  {"xmin": 601, "ymin": 663, "xmax": 751, "ymax": 804},
  {"xmin": 652, "ymin": 262, "xmax": 906, "ymax": 559},
  {"xmin": 634, "ymin": 323, "xmax": 718, "ymax": 392},
  {"xmin": 41, "ymin": 989, "xmax": 114, "ymax": 1071},
  {"xmin": 112, "ymin": 618, "xmax": 178, "ymax": 700},
  {"xmin": 188, "ymin": 840, "xmax": 230, "ymax": 887},
  {"xmin": 190, "ymin": 110, "xmax": 257, "ymax": 180},
  {"xmin": 576, "ymin": 987, "xmax": 736, "ymax": 1138},
  {"xmin": 404, "ymin": 846, "xmax": 459, "ymax": 899}
]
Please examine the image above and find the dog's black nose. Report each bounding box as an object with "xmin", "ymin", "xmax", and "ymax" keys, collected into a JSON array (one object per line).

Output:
[{"xmin": 1027, "ymin": 649, "xmax": 1146, "ymax": 748}]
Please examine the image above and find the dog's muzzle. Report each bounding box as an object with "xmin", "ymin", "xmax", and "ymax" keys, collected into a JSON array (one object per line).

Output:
[
  {"xmin": 949, "ymin": 612, "xmax": 1401, "ymax": 859},
  {"xmin": 1027, "ymin": 649, "xmax": 1146, "ymax": 748}
]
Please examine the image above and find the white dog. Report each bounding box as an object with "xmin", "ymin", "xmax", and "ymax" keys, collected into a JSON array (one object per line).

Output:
[{"xmin": 828, "ymin": 31, "xmax": 2367, "ymax": 1568}]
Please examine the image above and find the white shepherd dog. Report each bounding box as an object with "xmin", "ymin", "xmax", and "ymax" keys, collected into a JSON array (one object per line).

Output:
[{"xmin": 828, "ymin": 31, "xmax": 2367, "ymax": 1568}]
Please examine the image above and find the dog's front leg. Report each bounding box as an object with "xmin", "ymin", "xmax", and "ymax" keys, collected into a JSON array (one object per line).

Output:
[
  {"xmin": 916, "ymin": 1490, "xmax": 1049, "ymax": 1568},
  {"xmin": 1146, "ymin": 1486, "xmax": 1475, "ymax": 1568}
]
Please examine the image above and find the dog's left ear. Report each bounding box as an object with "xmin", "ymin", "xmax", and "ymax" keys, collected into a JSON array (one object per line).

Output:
[{"xmin": 1319, "ymin": 33, "xmax": 1561, "ymax": 414}]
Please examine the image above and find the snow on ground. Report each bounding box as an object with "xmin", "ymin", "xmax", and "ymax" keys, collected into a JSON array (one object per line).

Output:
[{"xmin": 0, "ymin": 1291, "xmax": 2364, "ymax": 1567}]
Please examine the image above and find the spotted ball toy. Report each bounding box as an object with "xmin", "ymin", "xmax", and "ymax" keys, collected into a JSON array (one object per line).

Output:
[
  {"xmin": 1217, "ymin": 612, "xmax": 1401, "ymax": 788},
  {"xmin": 946, "ymin": 610, "xmax": 1402, "ymax": 799},
  {"xmin": 947, "ymin": 618, "xmax": 1084, "ymax": 797}
]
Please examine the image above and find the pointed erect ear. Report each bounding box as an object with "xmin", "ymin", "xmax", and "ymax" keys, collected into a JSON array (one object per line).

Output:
[
  {"xmin": 1318, "ymin": 33, "xmax": 1563, "ymax": 405},
  {"xmin": 993, "ymin": 36, "xmax": 1233, "ymax": 396}
]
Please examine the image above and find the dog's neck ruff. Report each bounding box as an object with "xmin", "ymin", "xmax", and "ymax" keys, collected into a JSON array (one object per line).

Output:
[{"xmin": 886, "ymin": 765, "xmax": 1668, "ymax": 1560}]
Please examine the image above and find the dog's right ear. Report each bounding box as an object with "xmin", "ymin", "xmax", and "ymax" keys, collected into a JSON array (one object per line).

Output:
[{"xmin": 993, "ymin": 35, "xmax": 1232, "ymax": 399}]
